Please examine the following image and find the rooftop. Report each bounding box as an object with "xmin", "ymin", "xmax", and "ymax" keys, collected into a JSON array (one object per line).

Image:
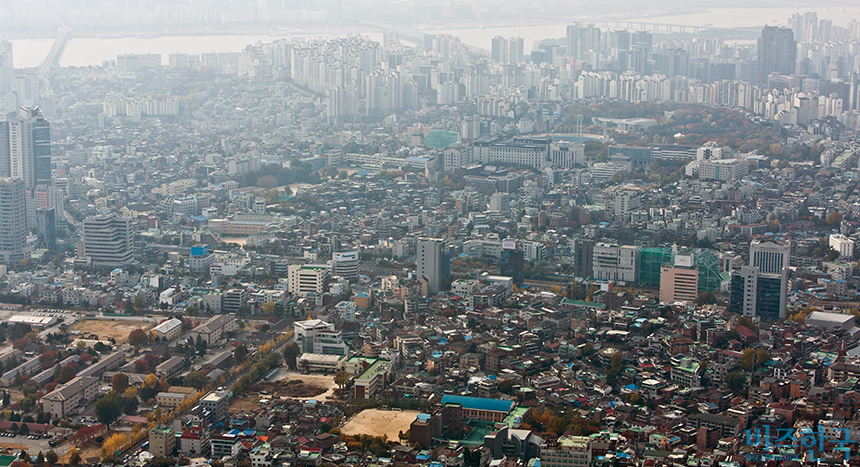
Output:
[{"xmin": 439, "ymin": 395, "xmax": 515, "ymax": 414}]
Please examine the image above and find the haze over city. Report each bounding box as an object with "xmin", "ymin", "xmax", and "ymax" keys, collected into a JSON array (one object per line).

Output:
[{"xmin": 0, "ymin": 1, "xmax": 858, "ymax": 467}]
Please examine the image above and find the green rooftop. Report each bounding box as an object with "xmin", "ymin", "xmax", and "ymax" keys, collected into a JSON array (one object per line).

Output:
[
  {"xmin": 425, "ymin": 131, "xmax": 459, "ymax": 149},
  {"xmin": 355, "ymin": 358, "xmax": 389, "ymax": 382},
  {"xmin": 503, "ymin": 406, "xmax": 530, "ymax": 428}
]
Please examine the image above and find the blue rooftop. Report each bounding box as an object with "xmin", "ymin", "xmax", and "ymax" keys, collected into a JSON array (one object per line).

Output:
[{"xmin": 440, "ymin": 395, "xmax": 515, "ymax": 413}]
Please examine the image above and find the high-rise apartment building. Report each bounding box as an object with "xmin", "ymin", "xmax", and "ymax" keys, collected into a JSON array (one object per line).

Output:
[
  {"xmin": 491, "ymin": 36, "xmax": 508, "ymax": 63},
  {"xmin": 660, "ymin": 255, "xmax": 699, "ymax": 303},
  {"xmin": 750, "ymin": 239, "xmax": 790, "ymax": 274},
  {"xmin": 572, "ymin": 238, "xmax": 594, "ymax": 279},
  {"xmin": 0, "ymin": 178, "xmax": 26, "ymax": 262},
  {"xmin": 0, "ymin": 107, "xmax": 51, "ymax": 189},
  {"xmin": 82, "ymin": 213, "xmax": 134, "ymax": 268},
  {"xmin": 757, "ymin": 26, "xmax": 797, "ymax": 85},
  {"xmin": 417, "ymin": 238, "xmax": 444, "ymax": 295},
  {"xmin": 566, "ymin": 22, "xmax": 601, "ymax": 59},
  {"xmin": 729, "ymin": 266, "xmax": 787, "ymax": 321},
  {"xmin": 0, "ymin": 42, "xmax": 11, "ymax": 95}
]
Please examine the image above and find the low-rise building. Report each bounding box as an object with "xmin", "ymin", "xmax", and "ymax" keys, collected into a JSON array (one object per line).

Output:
[
  {"xmin": 200, "ymin": 389, "xmax": 230, "ymax": 422},
  {"xmin": 41, "ymin": 376, "xmax": 100, "ymax": 418},
  {"xmin": 149, "ymin": 425, "xmax": 176, "ymax": 457},
  {"xmin": 152, "ymin": 318, "xmax": 182, "ymax": 341},
  {"xmin": 189, "ymin": 315, "xmax": 237, "ymax": 346}
]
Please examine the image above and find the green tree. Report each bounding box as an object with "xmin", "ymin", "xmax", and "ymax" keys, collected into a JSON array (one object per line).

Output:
[
  {"xmin": 94, "ymin": 391, "xmax": 123, "ymax": 428},
  {"xmin": 725, "ymin": 372, "xmax": 746, "ymax": 393},
  {"xmin": 498, "ymin": 379, "xmax": 517, "ymax": 395},
  {"xmin": 827, "ymin": 212, "xmax": 843, "ymax": 226},
  {"xmin": 45, "ymin": 450, "xmax": 58, "ymax": 464},
  {"xmin": 128, "ymin": 328, "xmax": 149, "ymax": 346},
  {"xmin": 756, "ymin": 348, "xmax": 770, "ymax": 365},
  {"xmin": 111, "ymin": 373, "xmax": 129, "ymax": 393},
  {"xmin": 740, "ymin": 348, "xmax": 756, "ymax": 371},
  {"xmin": 69, "ymin": 448, "xmax": 81, "ymax": 465},
  {"xmin": 58, "ymin": 364, "xmax": 76, "ymax": 384},
  {"xmin": 123, "ymin": 395, "xmax": 139, "ymax": 415},
  {"xmin": 334, "ymin": 370, "xmax": 351, "ymax": 391},
  {"xmin": 283, "ymin": 342, "xmax": 300, "ymax": 369},
  {"xmin": 233, "ymin": 344, "xmax": 248, "ymax": 364}
]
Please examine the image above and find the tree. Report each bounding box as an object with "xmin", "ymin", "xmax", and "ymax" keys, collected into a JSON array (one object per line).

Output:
[
  {"xmin": 607, "ymin": 352, "xmax": 624, "ymax": 384},
  {"xmin": 827, "ymin": 212, "xmax": 843, "ymax": 226},
  {"xmin": 498, "ymin": 379, "xmax": 517, "ymax": 395},
  {"xmin": 725, "ymin": 372, "xmax": 746, "ymax": 393},
  {"xmin": 283, "ymin": 342, "xmax": 300, "ymax": 370},
  {"xmin": 68, "ymin": 447, "xmax": 81, "ymax": 465},
  {"xmin": 123, "ymin": 396, "xmax": 138, "ymax": 415},
  {"xmin": 57, "ymin": 365, "xmax": 76, "ymax": 384},
  {"xmin": 695, "ymin": 291, "xmax": 717, "ymax": 305},
  {"xmin": 94, "ymin": 392, "xmax": 123, "ymax": 428},
  {"xmin": 35, "ymin": 451, "xmax": 43, "ymax": 465},
  {"xmin": 44, "ymin": 450, "xmax": 57, "ymax": 464},
  {"xmin": 128, "ymin": 329, "xmax": 149, "ymax": 346},
  {"xmin": 133, "ymin": 295, "xmax": 144, "ymax": 313},
  {"xmin": 756, "ymin": 348, "xmax": 770, "ymax": 365},
  {"xmin": 233, "ymin": 344, "xmax": 247, "ymax": 364},
  {"xmin": 740, "ymin": 348, "xmax": 756, "ymax": 371},
  {"xmin": 111, "ymin": 373, "xmax": 129, "ymax": 393},
  {"xmin": 334, "ymin": 370, "xmax": 351, "ymax": 391},
  {"xmin": 262, "ymin": 301, "xmax": 276, "ymax": 316}
]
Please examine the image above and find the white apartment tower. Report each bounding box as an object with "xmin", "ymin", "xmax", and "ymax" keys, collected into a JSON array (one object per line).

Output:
[
  {"xmin": 82, "ymin": 213, "xmax": 134, "ymax": 268},
  {"xmin": 0, "ymin": 107, "xmax": 51, "ymax": 189},
  {"xmin": 0, "ymin": 177, "xmax": 27, "ymax": 262}
]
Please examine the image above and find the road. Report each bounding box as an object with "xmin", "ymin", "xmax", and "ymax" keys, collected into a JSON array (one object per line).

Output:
[{"xmin": 114, "ymin": 323, "xmax": 296, "ymax": 462}]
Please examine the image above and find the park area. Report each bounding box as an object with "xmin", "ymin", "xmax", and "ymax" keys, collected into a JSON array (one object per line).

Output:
[
  {"xmin": 69, "ymin": 319, "xmax": 153, "ymax": 343},
  {"xmin": 341, "ymin": 409, "xmax": 419, "ymax": 440}
]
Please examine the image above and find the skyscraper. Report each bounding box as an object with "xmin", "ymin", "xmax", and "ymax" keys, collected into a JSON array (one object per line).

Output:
[
  {"xmin": 757, "ymin": 26, "xmax": 797, "ymax": 85},
  {"xmin": 416, "ymin": 238, "xmax": 444, "ymax": 295},
  {"xmin": 0, "ymin": 106, "xmax": 51, "ymax": 189},
  {"xmin": 0, "ymin": 42, "xmax": 12, "ymax": 95},
  {"xmin": 0, "ymin": 178, "xmax": 26, "ymax": 262},
  {"xmin": 508, "ymin": 37, "xmax": 524, "ymax": 64},
  {"xmin": 82, "ymin": 213, "xmax": 134, "ymax": 268},
  {"xmin": 566, "ymin": 22, "xmax": 601, "ymax": 59},
  {"xmin": 491, "ymin": 36, "xmax": 508, "ymax": 63},
  {"xmin": 36, "ymin": 207, "xmax": 56, "ymax": 252},
  {"xmin": 729, "ymin": 266, "xmax": 787, "ymax": 321}
]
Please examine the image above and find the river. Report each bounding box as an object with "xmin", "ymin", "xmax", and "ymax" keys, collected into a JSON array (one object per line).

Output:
[
  {"xmin": 8, "ymin": 5, "xmax": 860, "ymax": 68},
  {"xmin": 10, "ymin": 31, "xmax": 383, "ymax": 68},
  {"xmin": 426, "ymin": 6, "xmax": 860, "ymax": 50}
]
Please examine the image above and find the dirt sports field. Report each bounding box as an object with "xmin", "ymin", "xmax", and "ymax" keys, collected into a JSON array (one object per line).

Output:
[
  {"xmin": 269, "ymin": 369, "xmax": 338, "ymax": 400},
  {"xmin": 69, "ymin": 319, "xmax": 154, "ymax": 343},
  {"xmin": 341, "ymin": 409, "xmax": 420, "ymax": 439}
]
